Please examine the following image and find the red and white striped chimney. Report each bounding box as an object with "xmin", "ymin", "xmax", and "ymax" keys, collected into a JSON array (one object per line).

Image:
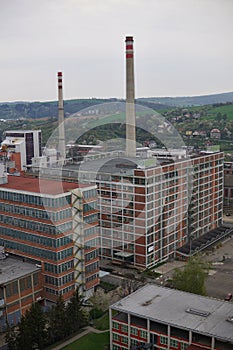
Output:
[
  {"xmin": 125, "ymin": 36, "xmax": 136, "ymax": 158},
  {"xmin": 57, "ymin": 72, "xmax": 66, "ymax": 160}
]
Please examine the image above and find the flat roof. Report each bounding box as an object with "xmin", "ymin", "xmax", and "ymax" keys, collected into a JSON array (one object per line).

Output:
[
  {"xmin": 0, "ymin": 175, "xmax": 91, "ymax": 195},
  {"xmin": 64, "ymin": 151, "xmax": 222, "ymax": 175},
  {"xmin": 0, "ymin": 257, "xmax": 39, "ymax": 285},
  {"xmin": 111, "ymin": 284, "xmax": 233, "ymax": 342},
  {"xmin": 5, "ymin": 130, "xmax": 41, "ymax": 133}
]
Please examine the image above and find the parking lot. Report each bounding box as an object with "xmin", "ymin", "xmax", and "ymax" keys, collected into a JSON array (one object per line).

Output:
[{"xmin": 202, "ymin": 231, "xmax": 233, "ymax": 300}]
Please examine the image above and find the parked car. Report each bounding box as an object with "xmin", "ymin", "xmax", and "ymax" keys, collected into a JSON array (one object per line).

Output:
[{"xmin": 224, "ymin": 293, "xmax": 232, "ymax": 301}]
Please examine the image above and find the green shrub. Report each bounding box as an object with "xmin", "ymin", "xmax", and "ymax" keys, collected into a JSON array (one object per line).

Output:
[{"xmin": 90, "ymin": 308, "xmax": 104, "ymax": 319}]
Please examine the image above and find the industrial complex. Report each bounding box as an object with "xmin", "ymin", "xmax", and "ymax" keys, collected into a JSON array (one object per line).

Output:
[{"xmin": 0, "ymin": 36, "xmax": 231, "ymax": 350}]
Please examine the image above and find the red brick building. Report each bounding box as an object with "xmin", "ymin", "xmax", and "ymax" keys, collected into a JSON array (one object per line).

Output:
[
  {"xmin": 0, "ymin": 255, "xmax": 43, "ymax": 327},
  {"xmin": 110, "ymin": 284, "xmax": 233, "ymax": 350},
  {"xmin": 78, "ymin": 151, "xmax": 223, "ymax": 269},
  {"xmin": 0, "ymin": 175, "xmax": 99, "ymax": 302}
]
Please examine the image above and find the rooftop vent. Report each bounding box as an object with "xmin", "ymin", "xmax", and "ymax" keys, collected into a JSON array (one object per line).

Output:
[
  {"xmin": 142, "ymin": 295, "xmax": 161, "ymax": 306},
  {"xmin": 186, "ymin": 308, "xmax": 210, "ymax": 317}
]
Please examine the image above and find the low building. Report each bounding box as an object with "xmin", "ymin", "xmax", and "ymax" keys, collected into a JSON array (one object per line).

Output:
[
  {"xmin": 110, "ymin": 284, "xmax": 233, "ymax": 350},
  {"xmin": 0, "ymin": 254, "xmax": 43, "ymax": 327}
]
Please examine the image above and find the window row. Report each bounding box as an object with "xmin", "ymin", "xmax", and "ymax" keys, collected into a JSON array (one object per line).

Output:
[
  {"xmin": 45, "ymin": 284, "xmax": 74, "ymax": 296},
  {"xmin": 84, "ymin": 237, "xmax": 99, "ymax": 250},
  {"xmin": 83, "ymin": 189, "xmax": 97, "ymax": 200},
  {"xmin": 86, "ymin": 273, "xmax": 98, "ymax": 283},
  {"xmin": 84, "ymin": 225, "xmax": 99, "ymax": 238},
  {"xmin": 84, "ymin": 214, "xmax": 99, "ymax": 224},
  {"xmin": 0, "ymin": 202, "xmax": 72, "ymax": 222},
  {"xmin": 83, "ymin": 201, "xmax": 97, "ymax": 213},
  {"xmin": 85, "ymin": 261, "xmax": 99, "ymax": 274},
  {"xmin": 0, "ymin": 215, "xmax": 73, "ymax": 235},
  {"xmin": 45, "ymin": 272, "xmax": 74, "ymax": 286},
  {"xmin": 44, "ymin": 260, "xmax": 74, "ymax": 274},
  {"xmin": 0, "ymin": 191, "xmax": 71, "ymax": 208},
  {"xmin": 85, "ymin": 249, "xmax": 98, "ymax": 262},
  {"xmin": 1, "ymin": 227, "xmax": 73, "ymax": 248},
  {"xmin": 0, "ymin": 239, "xmax": 73, "ymax": 261}
]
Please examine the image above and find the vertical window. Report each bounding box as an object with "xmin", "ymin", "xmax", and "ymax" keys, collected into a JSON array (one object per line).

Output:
[
  {"xmin": 112, "ymin": 321, "xmax": 119, "ymax": 330},
  {"xmin": 160, "ymin": 336, "xmax": 168, "ymax": 345}
]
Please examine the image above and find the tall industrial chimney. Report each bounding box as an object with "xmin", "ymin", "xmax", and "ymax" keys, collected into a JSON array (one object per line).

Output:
[
  {"xmin": 57, "ymin": 72, "xmax": 66, "ymax": 160},
  {"xmin": 125, "ymin": 36, "xmax": 136, "ymax": 158}
]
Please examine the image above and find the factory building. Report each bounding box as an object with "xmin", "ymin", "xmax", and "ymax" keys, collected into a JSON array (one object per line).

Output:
[
  {"xmin": 110, "ymin": 284, "xmax": 233, "ymax": 350},
  {"xmin": 35, "ymin": 37, "xmax": 224, "ymax": 269},
  {"xmin": 75, "ymin": 150, "xmax": 223, "ymax": 269},
  {"xmin": 0, "ymin": 252, "xmax": 43, "ymax": 327},
  {"xmin": 0, "ymin": 172, "xmax": 99, "ymax": 301}
]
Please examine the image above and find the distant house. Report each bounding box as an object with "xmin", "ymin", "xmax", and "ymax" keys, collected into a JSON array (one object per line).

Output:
[
  {"xmin": 210, "ymin": 128, "xmax": 221, "ymax": 139},
  {"xmin": 199, "ymin": 130, "xmax": 207, "ymax": 137},
  {"xmin": 192, "ymin": 131, "xmax": 200, "ymax": 137}
]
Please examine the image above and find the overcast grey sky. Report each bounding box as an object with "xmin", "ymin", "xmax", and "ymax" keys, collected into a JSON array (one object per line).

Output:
[{"xmin": 1, "ymin": 0, "xmax": 233, "ymax": 102}]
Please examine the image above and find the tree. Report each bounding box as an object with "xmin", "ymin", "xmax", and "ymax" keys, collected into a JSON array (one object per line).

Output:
[
  {"xmin": 222, "ymin": 114, "xmax": 227, "ymax": 122},
  {"xmin": 5, "ymin": 323, "xmax": 17, "ymax": 350},
  {"xmin": 17, "ymin": 302, "xmax": 47, "ymax": 350},
  {"xmin": 120, "ymin": 273, "xmax": 144, "ymax": 296},
  {"xmin": 172, "ymin": 256, "xmax": 209, "ymax": 296},
  {"xmin": 216, "ymin": 112, "xmax": 222, "ymax": 122},
  {"xmin": 66, "ymin": 289, "xmax": 86, "ymax": 334},
  {"xmin": 47, "ymin": 295, "xmax": 69, "ymax": 344}
]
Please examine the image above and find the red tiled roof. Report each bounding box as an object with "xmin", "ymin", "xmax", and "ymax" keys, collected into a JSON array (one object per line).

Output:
[{"xmin": 0, "ymin": 175, "xmax": 91, "ymax": 195}]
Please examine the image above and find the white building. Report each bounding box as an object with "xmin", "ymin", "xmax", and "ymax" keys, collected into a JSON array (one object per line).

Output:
[{"xmin": 2, "ymin": 130, "xmax": 42, "ymax": 170}]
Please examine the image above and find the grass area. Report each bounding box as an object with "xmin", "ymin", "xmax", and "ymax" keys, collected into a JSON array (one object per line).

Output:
[
  {"xmin": 62, "ymin": 331, "xmax": 109, "ymax": 350},
  {"xmin": 93, "ymin": 312, "xmax": 110, "ymax": 330},
  {"xmin": 87, "ymin": 112, "xmax": 126, "ymax": 128},
  {"xmin": 142, "ymin": 269, "xmax": 161, "ymax": 278},
  {"xmin": 208, "ymin": 104, "xmax": 233, "ymax": 120},
  {"xmin": 99, "ymin": 280, "xmax": 117, "ymax": 292},
  {"xmin": 198, "ymin": 104, "xmax": 233, "ymax": 121}
]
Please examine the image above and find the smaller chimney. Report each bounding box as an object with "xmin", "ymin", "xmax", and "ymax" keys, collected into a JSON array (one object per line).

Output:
[
  {"xmin": 125, "ymin": 36, "xmax": 136, "ymax": 158},
  {"xmin": 57, "ymin": 72, "xmax": 66, "ymax": 159}
]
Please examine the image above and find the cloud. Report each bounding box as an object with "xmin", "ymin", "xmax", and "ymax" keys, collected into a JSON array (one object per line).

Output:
[{"xmin": 0, "ymin": 0, "xmax": 233, "ymax": 101}]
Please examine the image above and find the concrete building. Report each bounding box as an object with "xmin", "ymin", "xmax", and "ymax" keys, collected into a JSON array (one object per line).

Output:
[
  {"xmin": 72, "ymin": 150, "xmax": 224, "ymax": 269},
  {"xmin": 0, "ymin": 173, "xmax": 99, "ymax": 301},
  {"xmin": 2, "ymin": 130, "xmax": 42, "ymax": 171},
  {"xmin": 110, "ymin": 284, "xmax": 233, "ymax": 350},
  {"xmin": 0, "ymin": 253, "xmax": 43, "ymax": 327}
]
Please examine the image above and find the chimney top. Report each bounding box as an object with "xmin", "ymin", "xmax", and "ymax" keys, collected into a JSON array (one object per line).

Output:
[{"xmin": 125, "ymin": 36, "xmax": 134, "ymax": 42}]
